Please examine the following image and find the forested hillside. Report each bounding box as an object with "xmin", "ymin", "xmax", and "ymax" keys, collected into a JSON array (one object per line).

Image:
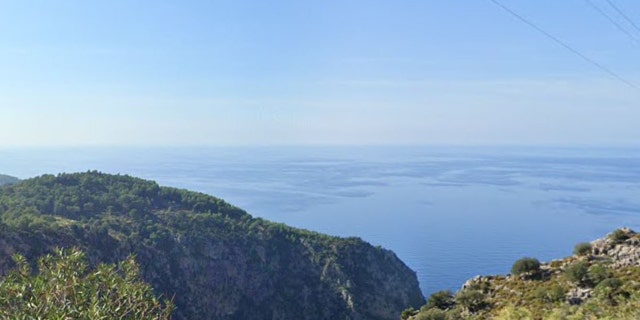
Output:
[
  {"xmin": 0, "ymin": 174, "xmax": 18, "ymax": 186},
  {"xmin": 0, "ymin": 171, "xmax": 424, "ymax": 320}
]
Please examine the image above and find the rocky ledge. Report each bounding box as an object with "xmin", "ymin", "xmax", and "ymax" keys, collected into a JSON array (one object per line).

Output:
[{"xmin": 405, "ymin": 228, "xmax": 640, "ymax": 319}]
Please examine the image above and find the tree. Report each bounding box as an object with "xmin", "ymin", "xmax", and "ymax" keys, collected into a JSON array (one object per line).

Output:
[
  {"xmin": 0, "ymin": 248, "xmax": 174, "ymax": 319},
  {"xmin": 511, "ymin": 257, "xmax": 541, "ymax": 277}
]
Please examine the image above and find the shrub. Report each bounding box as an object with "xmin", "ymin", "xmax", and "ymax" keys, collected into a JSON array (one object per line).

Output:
[
  {"xmin": 467, "ymin": 280, "xmax": 491, "ymax": 293},
  {"xmin": 594, "ymin": 278, "xmax": 625, "ymax": 305},
  {"xmin": 427, "ymin": 290, "xmax": 455, "ymax": 310},
  {"xmin": 609, "ymin": 229, "xmax": 629, "ymax": 244},
  {"xmin": 455, "ymin": 289, "xmax": 486, "ymax": 313},
  {"xmin": 565, "ymin": 261, "xmax": 590, "ymax": 286},
  {"xmin": 587, "ymin": 264, "xmax": 612, "ymax": 286},
  {"xmin": 495, "ymin": 305, "xmax": 533, "ymax": 319},
  {"xmin": 573, "ymin": 242, "xmax": 593, "ymax": 256},
  {"xmin": 534, "ymin": 284, "xmax": 567, "ymax": 303},
  {"xmin": 596, "ymin": 277, "xmax": 622, "ymax": 291},
  {"xmin": 0, "ymin": 248, "xmax": 174, "ymax": 319},
  {"xmin": 415, "ymin": 308, "xmax": 447, "ymax": 320},
  {"xmin": 401, "ymin": 307, "xmax": 416, "ymax": 320},
  {"xmin": 511, "ymin": 257, "xmax": 541, "ymax": 276}
]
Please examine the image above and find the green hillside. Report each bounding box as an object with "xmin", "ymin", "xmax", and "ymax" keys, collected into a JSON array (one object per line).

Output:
[
  {"xmin": 0, "ymin": 174, "xmax": 18, "ymax": 186},
  {"xmin": 0, "ymin": 171, "xmax": 424, "ymax": 320}
]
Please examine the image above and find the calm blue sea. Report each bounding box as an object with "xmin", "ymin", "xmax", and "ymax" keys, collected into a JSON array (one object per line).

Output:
[{"xmin": 1, "ymin": 146, "xmax": 640, "ymax": 295}]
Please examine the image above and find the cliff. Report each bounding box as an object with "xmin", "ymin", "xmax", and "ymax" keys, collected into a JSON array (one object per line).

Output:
[
  {"xmin": 0, "ymin": 171, "xmax": 424, "ymax": 319},
  {"xmin": 406, "ymin": 228, "xmax": 640, "ymax": 320}
]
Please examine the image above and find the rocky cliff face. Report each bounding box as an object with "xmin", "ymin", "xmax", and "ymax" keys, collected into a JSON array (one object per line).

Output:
[{"xmin": 0, "ymin": 172, "xmax": 424, "ymax": 320}]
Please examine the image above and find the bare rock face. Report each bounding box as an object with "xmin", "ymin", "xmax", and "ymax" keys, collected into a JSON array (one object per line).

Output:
[
  {"xmin": 567, "ymin": 287, "xmax": 592, "ymax": 305},
  {"xmin": 591, "ymin": 228, "xmax": 640, "ymax": 268}
]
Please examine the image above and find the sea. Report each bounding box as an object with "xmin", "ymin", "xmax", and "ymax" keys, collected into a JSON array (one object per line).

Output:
[{"xmin": 1, "ymin": 146, "xmax": 639, "ymax": 296}]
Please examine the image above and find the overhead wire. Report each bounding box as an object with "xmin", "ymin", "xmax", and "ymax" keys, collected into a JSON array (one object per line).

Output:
[
  {"xmin": 488, "ymin": 0, "xmax": 639, "ymax": 90},
  {"xmin": 583, "ymin": 0, "xmax": 640, "ymax": 45},
  {"xmin": 604, "ymin": 0, "xmax": 640, "ymax": 35}
]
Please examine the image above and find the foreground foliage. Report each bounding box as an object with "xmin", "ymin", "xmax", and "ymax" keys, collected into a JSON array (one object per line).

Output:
[{"xmin": 0, "ymin": 248, "xmax": 173, "ymax": 319}]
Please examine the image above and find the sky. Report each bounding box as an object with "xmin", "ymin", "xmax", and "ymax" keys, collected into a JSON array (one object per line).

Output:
[{"xmin": 1, "ymin": 0, "xmax": 639, "ymax": 147}]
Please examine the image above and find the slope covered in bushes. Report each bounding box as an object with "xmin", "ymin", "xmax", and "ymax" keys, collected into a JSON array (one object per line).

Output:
[{"xmin": 405, "ymin": 228, "xmax": 640, "ymax": 320}]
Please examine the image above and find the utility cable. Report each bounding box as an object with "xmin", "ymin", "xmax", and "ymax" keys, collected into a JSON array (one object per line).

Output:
[
  {"xmin": 584, "ymin": 0, "xmax": 640, "ymax": 45},
  {"xmin": 489, "ymin": 0, "xmax": 638, "ymax": 90},
  {"xmin": 604, "ymin": 0, "xmax": 640, "ymax": 35}
]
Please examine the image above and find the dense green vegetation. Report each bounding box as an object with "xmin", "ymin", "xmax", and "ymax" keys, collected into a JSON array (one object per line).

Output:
[
  {"xmin": 0, "ymin": 248, "xmax": 173, "ymax": 319},
  {"xmin": 404, "ymin": 229, "xmax": 640, "ymax": 320},
  {"xmin": 0, "ymin": 171, "xmax": 424, "ymax": 319},
  {"xmin": 573, "ymin": 242, "xmax": 592, "ymax": 256},
  {"xmin": 511, "ymin": 257, "xmax": 541, "ymax": 277},
  {"xmin": 426, "ymin": 290, "xmax": 455, "ymax": 310}
]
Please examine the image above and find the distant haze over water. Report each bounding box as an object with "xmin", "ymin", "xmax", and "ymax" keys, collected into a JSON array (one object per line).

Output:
[{"xmin": 1, "ymin": 146, "xmax": 639, "ymax": 294}]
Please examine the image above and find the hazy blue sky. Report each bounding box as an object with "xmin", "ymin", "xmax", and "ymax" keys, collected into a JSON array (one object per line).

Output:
[{"xmin": 1, "ymin": 0, "xmax": 639, "ymax": 147}]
